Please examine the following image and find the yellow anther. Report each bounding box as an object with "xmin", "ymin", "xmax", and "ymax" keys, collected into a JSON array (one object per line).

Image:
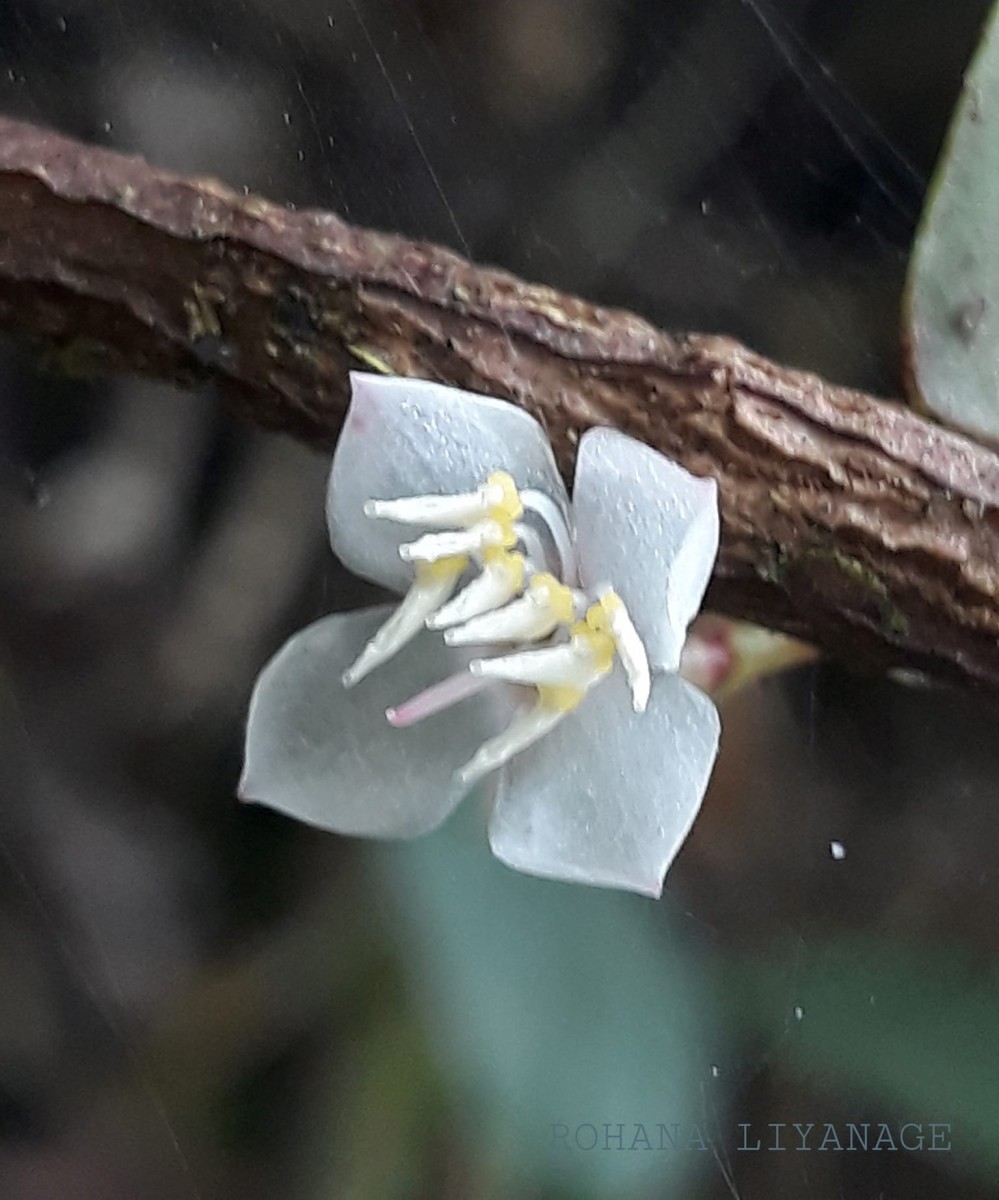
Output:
[
  {"xmin": 481, "ymin": 545, "xmax": 527, "ymax": 588},
  {"xmin": 601, "ymin": 590, "xmax": 624, "ymax": 614},
  {"xmin": 486, "ymin": 471, "xmax": 523, "ymax": 523},
  {"xmin": 415, "ymin": 554, "xmax": 468, "ymax": 583},
  {"xmin": 588, "ymin": 587, "xmax": 652, "ymax": 713},
  {"xmin": 571, "ymin": 617, "xmax": 616, "ymax": 675},
  {"xmin": 537, "ymin": 683, "xmax": 587, "ymax": 713},
  {"xmin": 492, "ymin": 517, "xmax": 518, "ymax": 551},
  {"xmin": 584, "ymin": 590, "xmax": 624, "ymax": 635},
  {"xmin": 529, "ymin": 573, "xmax": 576, "ymax": 624}
]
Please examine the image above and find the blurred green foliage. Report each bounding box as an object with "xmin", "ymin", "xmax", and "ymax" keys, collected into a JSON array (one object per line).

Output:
[
  {"xmin": 728, "ymin": 935, "xmax": 999, "ymax": 1181},
  {"xmin": 373, "ymin": 801, "xmax": 723, "ymax": 1198}
]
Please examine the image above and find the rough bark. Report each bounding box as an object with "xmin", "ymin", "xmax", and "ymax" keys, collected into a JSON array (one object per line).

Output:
[{"xmin": 2, "ymin": 115, "xmax": 999, "ymax": 693}]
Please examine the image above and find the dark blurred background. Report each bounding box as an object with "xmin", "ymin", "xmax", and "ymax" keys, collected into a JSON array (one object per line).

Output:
[{"xmin": 1, "ymin": 1, "xmax": 999, "ymax": 1197}]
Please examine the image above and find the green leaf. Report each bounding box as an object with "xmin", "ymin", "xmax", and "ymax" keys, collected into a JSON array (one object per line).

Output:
[
  {"xmin": 905, "ymin": 4, "xmax": 999, "ymax": 439},
  {"xmin": 370, "ymin": 801, "xmax": 723, "ymax": 1198}
]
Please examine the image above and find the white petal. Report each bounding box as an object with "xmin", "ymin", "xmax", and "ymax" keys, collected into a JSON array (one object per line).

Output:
[
  {"xmin": 488, "ymin": 669, "xmax": 720, "ymax": 896},
  {"xmin": 241, "ymin": 606, "xmax": 500, "ymax": 838},
  {"xmin": 573, "ymin": 427, "xmax": 719, "ymax": 671},
  {"xmin": 327, "ymin": 373, "xmax": 569, "ymax": 593}
]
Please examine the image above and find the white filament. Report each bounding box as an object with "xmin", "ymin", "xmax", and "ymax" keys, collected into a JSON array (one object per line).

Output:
[
  {"xmin": 470, "ymin": 638, "xmax": 602, "ymax": 691},
  {"xmin": 342, "ymin": 566, "xmax": 463, "ymax": 687},
  {"xmin": 365, "ymin": 480, "xmax": 503, "ymax": 527},
  {"xmin": 512, "ymin": 521, "xmax": 548, "ymax": 574},
  {"xmin": 597, "ymin": 584, "xmax": 651, "ymax": 712},
  {"xmin": 427, "ymin": 559, "xmax": 522, "ymax": 630},
  {"xmin": 400, "ymin": 520, "xmax": 507, "ymax": 563},
  {"xmin": 444, "ymin": 588, "xmax": 564, "ymax": 647},
  {"xmin": 456, "ymin": 702, "xmax": 567, "ymax": 789},
  {"xmin": 521, "ymin": 488, "xmax": 575, "ymax": 580}
]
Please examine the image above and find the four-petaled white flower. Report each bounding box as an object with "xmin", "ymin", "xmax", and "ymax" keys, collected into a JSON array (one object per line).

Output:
[{"xmin": 240, "ymin": 373, "xmax": 722, "ymax": 897}]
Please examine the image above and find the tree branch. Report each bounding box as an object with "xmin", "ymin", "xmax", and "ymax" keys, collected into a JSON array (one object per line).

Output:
[{"xmin": 2, "ymin": 115, "xmax": 999, "ymax": 692}]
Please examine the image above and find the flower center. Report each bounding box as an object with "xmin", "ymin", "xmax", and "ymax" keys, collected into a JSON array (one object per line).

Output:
[{"xmin": 342, "ymin": 472, "xmax": 651, "ymax": 784}]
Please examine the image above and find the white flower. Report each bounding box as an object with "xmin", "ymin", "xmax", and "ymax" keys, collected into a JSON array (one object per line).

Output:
[{"xmin": 240, "ymin": 373, "xmax": 721, "ymax": 897}]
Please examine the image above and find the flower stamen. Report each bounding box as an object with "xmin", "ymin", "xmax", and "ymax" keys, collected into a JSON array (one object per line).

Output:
[
  {"xmin": 427, "ymin": 548, "xmax": 526, "ymax": 630},
  {"xmin": 453, "ymin": 606, "xmax": 621, "ymax": 784},
  {"xmin": 443, "ymin": 572, "xmax": 576, "ymax": 646},
  {"xmin": 341, "ymin": 555, "xmax": 467, "ymax": 687},
  {"xmin": 520, "ymin": 488, "xmax": 575, "ymax": 580},
  {"xmin": 364, "ymin": 470, "xmax": 522, "ymax": 529},
  {"xmin": 588, "ymin": 587, "xmax": 651, "ymax": 712},
  {"xmin": 469, "ymin": 625, "xmax": 612, "ymax": 692},
  {"xmin": 355, "ymin": 472, "xmax": 653, "ymax": 779},
  {"xmin": 455, "ymin": 702, "xmax": 567, "ymax": 789},
  {"xmin": 399, "ymin": 517, "xmax": 517, "ymax": 564}
]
